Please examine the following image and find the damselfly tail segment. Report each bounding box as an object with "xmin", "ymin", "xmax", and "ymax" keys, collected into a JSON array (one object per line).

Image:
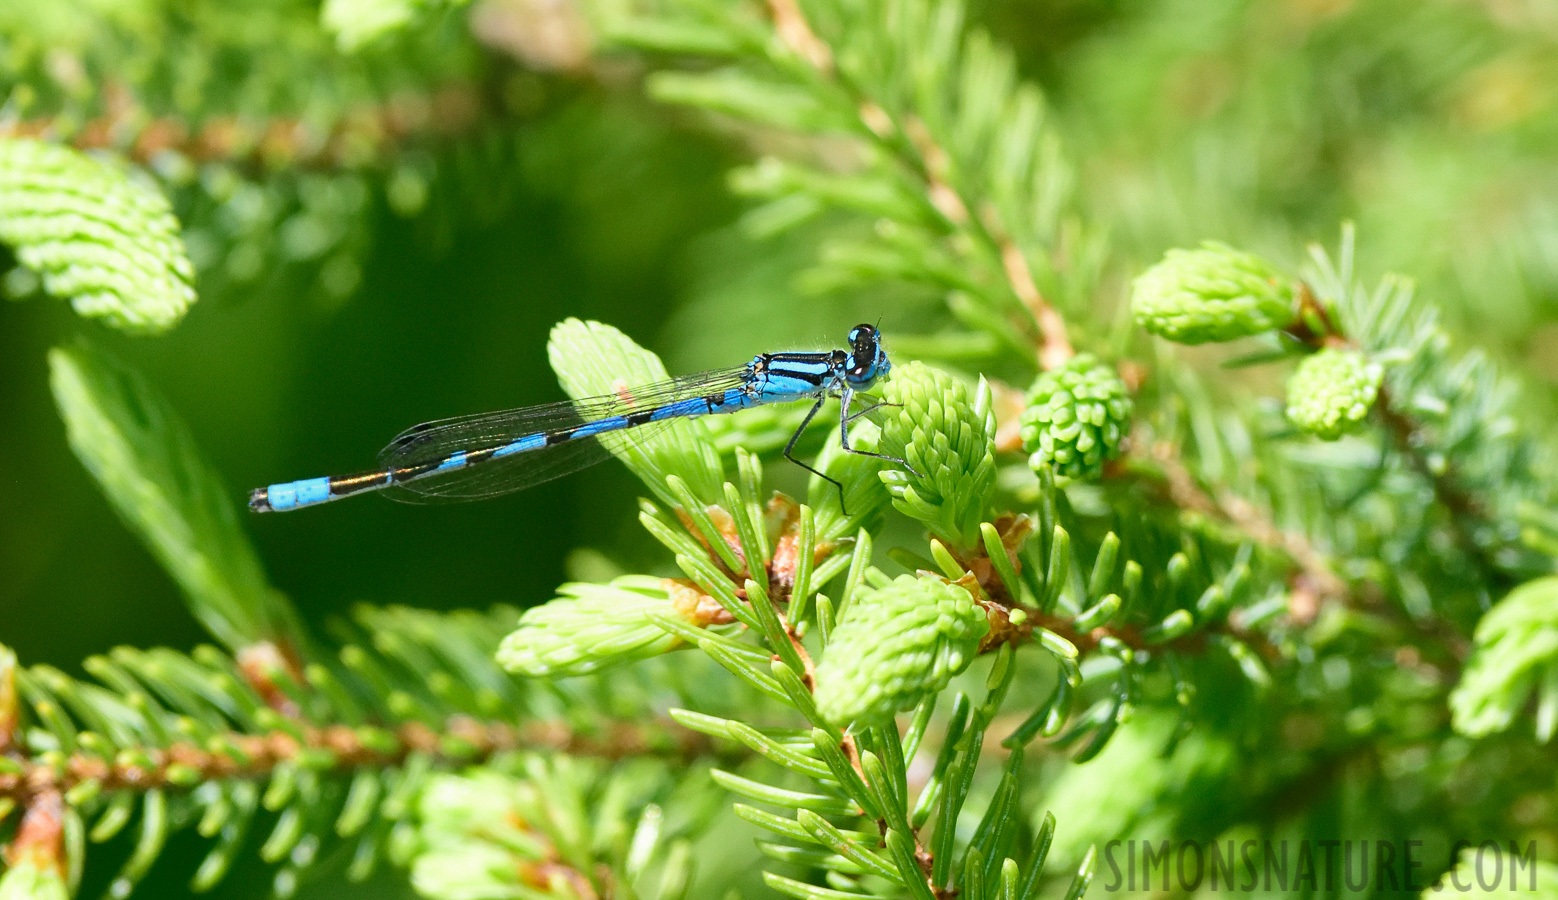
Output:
[{"xmin": 249, "ymin": 324, "xmax": 902, "ymax": 513}]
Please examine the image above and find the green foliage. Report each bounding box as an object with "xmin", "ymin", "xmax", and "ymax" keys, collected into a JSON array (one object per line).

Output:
[
  {"xmin": 0, "ymin": 602, "xmax": 721, "ymax": 898},
  {"xmin": 496, "ymin": 577, "xmax": 695, "ymax": 677},
  {"xmin": 1451, "ymin": 577, "xmax": 1558, "ymax": 742},
  {"xmin": 1038, "ymin": 710, "xmax": 1238, "ymax": 869},
  {"xmin": 813, "ymin": 573, "xmax": 989, "ymax": 728},
  {"xmin": 1130, "ymin": 242, "xmax": 1295, "ymax": 344},
  {"xmin": 491, "ymin": 327, "xmax": 1240, "ymax": 898},
  {"xmin": 1306, "ymin": 227, "xmax": 1557, "ymax": 580},
  {"xmin": 48, "ymin": 341, "xmax": 297, "ymax": 650},
  {"xmin": 409, "ymin": 759, "xmax": 705, "ymax": 900},
  {"xmin": 3, "ymin": 0, "xmax": 1558, "ymax": 898},
  {"xmin": 1284, "ymin": 347, "xmax": 1383, "ymax": 440},
  {"xmin": 0, "ymin": 140, "xmax": 194, "ymax": 333},
  {"xmin": 1018, "ymin": 354, "xmax": 1132, "ymax": 481},
  {"xmin": 322, "ymin": 0, "xmax": 470, "ymax": 52},
  {"xmin": 0, "ymin": 858, "xmax": 68, "ymax": 900},
  {"xmin": 600, "ymin": 0, "xmax": 1097, "ymax": 372},
  {"xmin": 878, "ymin": 361, "xmax": 997, "ymax": 550}
]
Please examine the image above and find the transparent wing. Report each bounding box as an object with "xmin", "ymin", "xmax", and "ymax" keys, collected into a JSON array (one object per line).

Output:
[{"xmin": 376, "ymin": 366, "xmax": 753, "ymax": 503}]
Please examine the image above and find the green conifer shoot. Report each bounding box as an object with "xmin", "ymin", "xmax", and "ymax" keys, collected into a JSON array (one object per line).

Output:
[
  {"xmin": 814, "ymin": 574, "xmax": 990, "ymax": 728},
  {"xmin": 1131, "ymin": 242, "xmax": 1296, "ymax": 344},
  {"xmin": 1020, "ymin": 354, "xmax": 1133, "ymax": 480},
  {"xmin": 1284, "ymin": 347, "xmax": 1383, "ymax": 440}
]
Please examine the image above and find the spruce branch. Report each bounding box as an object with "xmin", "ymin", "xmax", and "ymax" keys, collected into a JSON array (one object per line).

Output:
[
  {"xmin": 0, "ymin": 623, "xmax": 726, "ymax": 896},
  {"xmin": 605, "ymin": 0, "xmax": 1085, "ymax": 371},
  {"xmin": 0, "ymin": 140, "xmax": 195, "ymax": 333},
  {"xmin": 396, "ymin": 749, "xmax": 713, "ymax": 900},
  {"xmin": 1299, "ymin": 234, "xmax": 1551, "ymax": 587},
  {"xmin": 1125, "ymin": 228, "xmax": 1556, "ymax": 680},
  {"xmin": 0, "ymin": 77, "xmax": 522, "ymax": 175},
  {"xmin": 49, "ymin": 340, "xmax": 301, "ymax": 653},
  {"xmin": 502, "ymin": 323, "xmax": 1095, "ymax": 899},
  {"xmin": 759, "ymin": 0, "xmax": 1078, "ymax": 370},
  {"xmin": 1121, "ymin": 434, "xmax": 1348, "ymax": 604},
  {"xmin": 1126, "ymin": 431, "xmax": 1488, "ymax": 692}
]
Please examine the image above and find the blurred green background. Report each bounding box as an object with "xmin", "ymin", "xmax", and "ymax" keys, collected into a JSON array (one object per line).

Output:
[{"xmin": 1, "ymin": 0, "xmax": 1556, "ymax": 895}]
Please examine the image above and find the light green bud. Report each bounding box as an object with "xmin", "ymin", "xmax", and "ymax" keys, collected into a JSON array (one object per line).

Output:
[
  {"xmin": 1450, "ymin": 576, "xmax": 1558, "ymax": 739},
  {"xmin": 0, "ymin": 858, "xmax": 68, "ymax": 900},
  {"xmin": 547, "ymin": 318, "xmax": 725, "ymax": 507},
  {"xmin": 1285, "ymin": 348, "xmax": 1382, "ymax": 440},
  {"xmin": 878, "ymin": 362, "xmax": 997, "ymax": 549},
  {"xmin": 1020, "ymin": 354, "xmax": 1133, "ymax": 480},
  {"xmin": 417, "ymin": 771, "xmax": 525, "ymax": 846},
  {"xmin": 410, "ymin": 843, "xmax": 526, "ymax": 900},
  {"xmin": 497, "ymin": 576, "xmax": 702, "ymax": 676},
  {"xmin": 1131, "ymin": 242, "xmax": 1295, "ymax": 344},
  {"xmin": 814, "ymin": 574, "xmax": 990, "ymax": 728},
  {"xmin": 0, "ymin": 138, "xmax": 195, "ymax": 333}
]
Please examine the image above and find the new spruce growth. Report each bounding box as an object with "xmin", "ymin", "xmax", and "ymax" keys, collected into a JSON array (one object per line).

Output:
[
  {"xmin": 813, "ymin": 573, "xmax": 990, "ymax": 728},
  {"xmin": 878, "ymin": 362, "xmax": 998, "ymax": 550},
  {"xmin": 1284, "ymin": 347, "xmax": 1382, "ymax": 440},
  {"xmin": 0, "ymin": 139, "xmax": 195, "ymax": 334},
  {"xmin": 1019, "ymin": 354, "xmax": 1132, "ymax": 480},
  {"xmin": 497, "ymin": 577, "xmax": 709, "ymax": 677},
  {"xmin": 1, "ymin": 0, "xmax": 1554, "ymax": 898},
  {"xmin": 1451, "ymin": 577, "xmax": 1558, "ymax": 742},
  {"xmin": 1131, "ymin": 242, "xmax": 1295, "ymax": 343}
]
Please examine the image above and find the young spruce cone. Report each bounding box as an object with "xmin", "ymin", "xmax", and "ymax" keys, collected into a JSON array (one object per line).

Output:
[
  {"xmin": 878, "ymin": 361, "xmax": 997, "ymax": 549},
  {"xmin": 1019, "ymin": 353, "xmax": 1132, "ymax": 480},
  {"xmin": 814, "ymin": 574, "xmax": 989, "ymax": 728},
  {"xmin": 1131, "ymin": 242, "xmax": 1295, "ymax": 344},
  {"xmin": 1285, "ymin": 347, "xmax": 1382, "ymax": 440}
]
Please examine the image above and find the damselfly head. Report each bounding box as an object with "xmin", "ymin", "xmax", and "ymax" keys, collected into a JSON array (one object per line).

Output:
[{"xmin": 845, "ymin": 323, "xmax": 890, "ymax": 387}]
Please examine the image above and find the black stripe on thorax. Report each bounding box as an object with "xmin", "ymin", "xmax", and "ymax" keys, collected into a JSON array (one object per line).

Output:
[
  {"xmin": 758, "ymin": 351, "xmax": 843, "ymax": 387},
  {"xmin": 765, "ymin": 350, "xmax": 841, "ymax": 365}
]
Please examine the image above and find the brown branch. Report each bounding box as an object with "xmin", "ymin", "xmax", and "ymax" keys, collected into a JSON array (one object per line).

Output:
[
  {"xmin": 0, "ymin": 79, "xmax": 499, "ymax": 172},
  {"xmin": 950, "ymin": 518, "xmax": 1286, "ymax": 665},
  {"xmin": 0, "ymin": 713, "xmax": 715, "ymax": 809},
  {"xmin": 3, "ymin": 790, "xmax": 64, "ymax": 877},
  {"xmin": 237, "ymin": 639, "xmax": 309, "ymax": 718},
  {"xmin": 1029, "ymin": 606, "xmax": 1281, "ymax": 663},
  {"xmin": 1373, "ymin": 384, "xmax": 1504, "ymax": 591},
  {"xmin": 1000, "ymin": 236, "xmax": 1075, "ymax": 370},
  {"xmin": 1140, "ymin": 437, "xmax": 1348, "ymax": 604},
  {"xmin": 1112, "ymin": 437, "xmax": 1470, "ymax": 670},
  {"xmin": 761, "ymin": 0, "xmax": 1073, "ymax": 372}
]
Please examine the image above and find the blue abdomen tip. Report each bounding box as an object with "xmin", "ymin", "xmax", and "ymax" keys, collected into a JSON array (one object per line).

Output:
[{"xmin": 261, "ymin": 477, "xmax": 332, "ymax": 512}]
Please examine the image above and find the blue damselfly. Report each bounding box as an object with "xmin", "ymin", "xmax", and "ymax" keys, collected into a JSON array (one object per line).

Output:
[{"xmin": 249, "ymin": 324, "xmax": 906, "ymax": 512}]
